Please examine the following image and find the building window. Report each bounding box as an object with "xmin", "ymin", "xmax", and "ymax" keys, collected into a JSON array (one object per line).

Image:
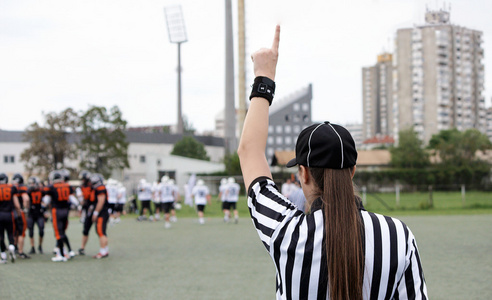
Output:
[
  {"xmin": 293, "ymin": 103, "xmax": 300, "ymax": 111},
  {"xmin": 302, "ymin": 103, "xmax": 309, "ymax": 111},
  {"xmin": 140, "ymin": 155, "xmax": 146, "ymax": 163},
  {"xmin": 285, "ymin": 115, "xmax": 290, "ymax": 122},
  {"xmin": 285, "ymin": 126, "xmax": 291, "ymax": 134},
  {"xmin": 276, "ymin": 125, "xmax": 283, "ymax": 134},
  {"xmin": 268, "ymin": 126, "xmax": 274, "ymax": 133},
  {"xmin": 294, "ymin": 125, "xmax": 301, "ymax": 133},
  {"xmin": 285, "ymin": 136, "xmax": 292, "ymax": 145},
  {"xmin": 267, "ymin": 148, "xmax": 274, "ymax": 158},
  {"xmin": 3, "ymin": 155, "xmax": 14, "ymax": 164},
  {"xmin": 276, "ymin": 136, "xmax": 283, "ymax": 145},
  {"xmin": 267, "ymin": 137, "xmax": 274, "ymax": 145}
]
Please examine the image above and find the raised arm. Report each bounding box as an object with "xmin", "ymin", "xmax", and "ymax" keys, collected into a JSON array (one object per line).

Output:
[{"xmin": 238, "ymin": 25, "xmax": 280, "ymax": 190}]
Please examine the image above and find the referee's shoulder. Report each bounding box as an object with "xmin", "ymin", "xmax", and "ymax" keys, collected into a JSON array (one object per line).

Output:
[
  {"xmin": 361, "ymin": 209, "xmax": 411, "ymax": 233},
  {"xmin": 247, "ymin": 176, "xmax": 277, "ymax": 195}
]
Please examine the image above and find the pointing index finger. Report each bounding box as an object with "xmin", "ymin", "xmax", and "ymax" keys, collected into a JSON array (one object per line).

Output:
[{"xmin": 271, "ymin": 25, "xmax": 280, "ymax": 51}]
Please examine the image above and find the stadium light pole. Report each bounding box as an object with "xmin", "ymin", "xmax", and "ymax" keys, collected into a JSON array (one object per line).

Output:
[{"xmin": 164, "ymin": 5, "xmax": 187, "ymax": 134}]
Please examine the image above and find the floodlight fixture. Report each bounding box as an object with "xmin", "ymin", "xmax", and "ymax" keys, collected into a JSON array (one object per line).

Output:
[
  {"xmin": 164, "ymin": 5, "xmax": 187, "ymax": 134},
  {"xmin": 164, "ymin": 5, "xmax": 188, "ymax": 44}
]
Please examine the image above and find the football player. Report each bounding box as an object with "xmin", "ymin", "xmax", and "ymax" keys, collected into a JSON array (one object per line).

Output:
[
  {"xmin": 26, "ymin": 176, "xmax": 47, "ymax": 255},
  {"xmin": 89, "ymin": 173, "xmax": 110, "ymax": 259},
  {"xmin": 0, "ymin": 173, "xmax": 22, "ymax": 263},
  {"xmin": 12, "ymin": 173, "xmax": 30, "ymax": 258}
]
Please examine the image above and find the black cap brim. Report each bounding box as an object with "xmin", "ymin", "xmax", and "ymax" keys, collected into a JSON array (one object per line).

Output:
[{"xmin": 286, "ymin": 157, "xmax": 297, "ymax": 168}]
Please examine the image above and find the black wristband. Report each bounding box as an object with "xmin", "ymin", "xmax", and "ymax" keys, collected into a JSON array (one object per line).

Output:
[{"xmin": 249, "ymin": 76, "xmax": 275, "ymax": 105}]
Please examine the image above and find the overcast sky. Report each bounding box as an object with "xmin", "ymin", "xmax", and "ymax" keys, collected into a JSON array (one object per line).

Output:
[{"xmin": 1, "ymin": 0, "xmax": 491, "ymax": 133}]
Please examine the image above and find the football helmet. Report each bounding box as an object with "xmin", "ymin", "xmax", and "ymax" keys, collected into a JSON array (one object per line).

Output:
[
  {"xmin": 27, "ymin": 176, "xmax": 41, "ymax": 188},
  {"xmin": 60, "ymin": 169, "xmax": 70, "ymax": 182},
  {"xmin": 90, "ymin": 173, "xmax": 104, "ymax": 188},
  {"xmin": 0, "ymin": 173, "xmax": 8, "ymax": 184},
  {"xmin": 78, "ymin": 170, "xmax": 91, "ymax": 183},
  {"xmin": 49, "ymin": 170, "xmax": 63, "ymax": 183},
  {"xmin": 12, "ymin": 173, "xmax": 24, "ymax": 184}
]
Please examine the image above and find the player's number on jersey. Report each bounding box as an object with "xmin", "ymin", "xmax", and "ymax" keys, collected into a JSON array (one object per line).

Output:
[
  {"xmin": 0, "ymin": 187, "xmax": 11, "ymax": 201},
  {"xmin": 57, "ymin": 187, "xmax": 70, "ymax": 201},
  {"xmin": 31, "ymin": 191, "xmax": 42, "ymax": 204}
]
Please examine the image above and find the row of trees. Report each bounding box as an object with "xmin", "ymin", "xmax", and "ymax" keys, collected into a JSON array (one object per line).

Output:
[
  {"xmin": 20, "ymin": 106, "xmax": 237, "ymax": 179},
  {"xmin": 21, "ymin": 106, "xmax": 129, "ymax": 178},
  {"xmin": 357, "ymin": 127, "xmax": 492, "ymax": 189}
]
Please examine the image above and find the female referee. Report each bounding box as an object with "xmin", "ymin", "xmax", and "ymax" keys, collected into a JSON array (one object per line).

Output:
[{"xmin": 238, "ymin": 25, "xmax": 428, "ymax": 300}]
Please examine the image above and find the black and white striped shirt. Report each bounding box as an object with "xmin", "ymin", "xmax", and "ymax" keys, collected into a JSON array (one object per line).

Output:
[{"xmin": 248, "ymin": 177, "xmax": 427, "ymax": 300}]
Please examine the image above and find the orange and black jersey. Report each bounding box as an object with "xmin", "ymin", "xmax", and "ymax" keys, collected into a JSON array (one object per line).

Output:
[
  {"xmin": 15, "ymin": 184, "xmax": 28, "ymax": 209},
  {"xmin": 43, "ymin": 182, "xmax": 74, "ymax": 209},
  {"xmin": 0, "ymin": 184, "xmax": 18, "ymax": 213},
  {"xmin": 92, "ymin": 185, "xmax": 108, "ymax": 210},
  {"xmin": 81, "ymin": 184, "xmax": 93, "ymax": 206},
  {"xmin": 27, "ymin": 187, "xmax": 43, "ymax": 212}
]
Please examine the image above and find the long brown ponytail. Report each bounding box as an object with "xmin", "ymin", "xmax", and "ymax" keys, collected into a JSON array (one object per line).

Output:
[{"xmin": 310, "ymin": 167, "xmax": 364, "ymax": 300}]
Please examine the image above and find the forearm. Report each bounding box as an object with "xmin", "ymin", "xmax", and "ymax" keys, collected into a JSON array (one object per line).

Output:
[
  {"xmin": 13, "ymin": 195, "xmax": 21, "ymax": 211},
  {"xmin": 238, "ymin": 25, "xmax": 280, "ymax": 190},
  {"xmin": 22, "ymin": 194, "xmax": 30, "ymax": 210},
  {"xmin": 238, "ymin": 98, "xmax": 272, "ymax": 189},
  {"xmin": 94, "ymin": 195, "xmax": 105, "ymax": 214}
]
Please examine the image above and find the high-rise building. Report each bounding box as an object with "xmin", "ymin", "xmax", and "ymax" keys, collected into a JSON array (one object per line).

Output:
[
  {"xmin": 214, "ymin": 84, "xmax": 313, "ymax": 164},
  {"xmin": 393, "ymin": 8, "xmax": 486, "ymax": 144},
  {"xmin": 343, "ymin": 123, "xmax": 364, "ymax": 149},
  {"xmin": 362, "ymin": 53, "xmax": 394, "ymax": 141},
  {"xmin": 267, "ymin": 84, "xmax": 313, "ymax": 163},
  {"xmin": 486, "ymin": 107, "xmax": 492, "ymax": 142}
]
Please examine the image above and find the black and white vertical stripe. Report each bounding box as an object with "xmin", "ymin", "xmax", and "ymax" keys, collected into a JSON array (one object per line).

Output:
[{"xmin": 248, "ymin": 177, "xmax": 427, "ymax": 300}]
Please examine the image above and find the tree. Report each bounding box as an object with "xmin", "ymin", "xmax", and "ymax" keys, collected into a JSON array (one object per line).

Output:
[
  {"xmin": 21, "ymin": 108, "xmax": 79, "ymax": 177},
  {"xmin": 224, "ymin": 152, "xmax": 241, "ymax": 175},
  {"xmin": 428, "ymin": 128, "xmax": 492, "ymax": 185},
  {"xmin": 171, "ymin": 136, "xmax": 210, "ymax": 161},
  {"xmin": 428, "ymin": 128, "xmax": 492, "ymax": 167},
  {"xmin": 390, "ymin": 128, "xmax": 430, "ymax": 169},
  {"xmin": 182, "ymin": 115, "xmax": 196, "ymax": 135},
  {"xmin": 78, "ymin": 105, "xmax": 129, "ymax": 178}
]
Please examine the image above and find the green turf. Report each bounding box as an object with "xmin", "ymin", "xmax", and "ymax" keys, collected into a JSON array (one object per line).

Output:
[
  {"xmin": 1, "ymin": 203, "xmax": 491, "ymax": 299},
  {"xmin": 149, "ymin": 191, "xmax": 492, "ymax": 218},
  {"xmin": 357, "ymin": 190, "xmax": 492, "ymax": 216}
]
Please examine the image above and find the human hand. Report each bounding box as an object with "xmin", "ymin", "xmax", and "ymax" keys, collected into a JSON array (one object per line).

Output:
[
  {"xmin": 92, "ymin": 211, "xmax": 98, "ymax": 222},
  {"xmin": 251, "ymin": 25, "xmax": 280, "ymax": 80}
]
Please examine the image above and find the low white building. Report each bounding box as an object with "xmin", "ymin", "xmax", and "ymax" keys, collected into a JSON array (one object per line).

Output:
[{"xmin": 0, "ymin": 130, "xmax": 225, "ymax": 195}]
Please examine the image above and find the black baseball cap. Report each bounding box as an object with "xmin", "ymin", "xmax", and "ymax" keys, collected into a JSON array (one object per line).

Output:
[{"xmin": 286, "ymin": 122, "xmax": 357, "ymax": 169}]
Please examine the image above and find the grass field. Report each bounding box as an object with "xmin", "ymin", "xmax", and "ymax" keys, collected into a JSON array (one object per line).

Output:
[{"xmin": 1, "ymin": 194, "xmax": 491, "ymax": 299}]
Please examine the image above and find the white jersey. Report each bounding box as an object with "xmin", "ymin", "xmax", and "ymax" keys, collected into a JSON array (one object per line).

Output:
[
  {"xmin": 219, "ymin": 184, "xmax": 227, "ymax": 202},
  {"xmin": 159, "ymin": 183, "xmax": 177, "ymax": 203},
  {"xmin": 225, "ymin": 182, "xmax": 241, "ymax": 202},
  {"xmin": 117, "ymin": 187, "xmax": 127, "ymax": 204},
  {"xmin": 151, "ymin": 183, "xmax": 160, "ymax": 203},
  {"xmin": 281, "ymin": 183, "xmax": 297, "ymax": 198},
  {"xmin": 107, "ymin": 184, "xmax": 119, "ymax": 204},
  {"xmin": 138, "ymin": 182, "xmax": 153, "ymax": 201},
  {"xmin": 191, "ymin": 185, "xmax": 209, "ymax": 206},
  {"xmin": 75, "ymin": 187, "xmax": 84, "ymax": 203}
]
